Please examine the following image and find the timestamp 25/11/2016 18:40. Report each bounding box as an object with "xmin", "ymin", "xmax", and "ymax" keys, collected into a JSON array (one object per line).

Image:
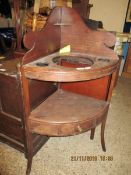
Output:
[{"xmin": 70, "ymin": 155, "xmax": 113, "ymax": 161}]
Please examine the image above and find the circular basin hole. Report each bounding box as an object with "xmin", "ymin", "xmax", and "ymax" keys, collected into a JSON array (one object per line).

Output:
[{"xmin": 52, "ymin": 56, "xmax": 94, "ymax": 67}]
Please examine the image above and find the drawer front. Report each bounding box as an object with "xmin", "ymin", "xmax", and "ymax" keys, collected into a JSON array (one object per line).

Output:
[{"xmin": 0, "ymin": 112, "xmax": 24, "ymax": 144}]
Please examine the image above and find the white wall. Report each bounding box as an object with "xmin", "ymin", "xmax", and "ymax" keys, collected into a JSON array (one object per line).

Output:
[{"xmin": 89, "ymin": 0, "xmax": 129, "ymax": 32}]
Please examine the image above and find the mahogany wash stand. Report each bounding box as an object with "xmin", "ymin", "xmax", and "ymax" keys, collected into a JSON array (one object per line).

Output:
[{"xmin": 0, "ymin": 7, "xmax": 119, "ymax": 175}]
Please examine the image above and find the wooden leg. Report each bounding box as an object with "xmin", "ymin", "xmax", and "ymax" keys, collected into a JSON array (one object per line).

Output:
[
  {"xmin": 26, "ymin": 133, "xmax": 33, "ymax": 175},
  {"xmin": 90, "ymin": 128, "xmax": 95, "ymax": 140},
  {"xmin": 101, "ymin": 116, "xmax": 107, "ymax": 152},
  {"xmin": 26, "ymin": 154, "xmax": 33, "ymax": 175}
]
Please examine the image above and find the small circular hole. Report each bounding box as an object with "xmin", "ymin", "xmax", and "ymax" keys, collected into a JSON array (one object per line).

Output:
[
  {"xmin": 98, "ymin": 58, "xmax": 110, "ymax": 62},
  {"xmin": 36, "ymin": 62, "xmax": 49, "ymax": 67}
]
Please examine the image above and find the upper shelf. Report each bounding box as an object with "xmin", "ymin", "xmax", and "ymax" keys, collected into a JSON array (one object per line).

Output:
[
  {"xmin": 23, "ymin": 52, "xmax": 118, "ymax": 82},
  {"xmin": 21, "ymin": 7, "xmax": 119, "ymax": 82}
]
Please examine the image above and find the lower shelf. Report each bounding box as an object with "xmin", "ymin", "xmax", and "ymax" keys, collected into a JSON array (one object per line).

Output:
[{"xmin": 29, "ymin": 90, "xmax": 109, "ymax": 136}]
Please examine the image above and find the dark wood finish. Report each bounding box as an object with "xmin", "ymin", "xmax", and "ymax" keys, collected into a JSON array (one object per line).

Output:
[
  {"xmin": 0, "ymin": 6, "xmax": 119, "ymax": 175},
  {"xmin": 60, "ymin": 61, "xmax": 111, "ymax": 100},
  {"xmin": 101, "ymin": 114, "xmax": 107, "ymax": 152},
  {"xmin": 0, "ymin": 112, "xmax": 24, "ymax": 143},
  {"xmin": 0, "ymin": 55, "xmax": 56, "ymax": 154},
  {"xmin": 28, "ymin": 90, "xmax": 109, "ymax": 136},
  {"xmin": 23, "ymin": 7, "xmax": 117, "ymax": 64},
  {"xmin": 90, "ymin": 128, "xmax": 95, "ymax": 140},
  {"xmin": 23, "ymin": 52, "xmax": 118, "ymax": 82},
  {"xmin": 22, "ymin": 7, "xmax": 118, "ymax": 83},
  {"xmin": 61, "ymin": 76, "xmax": 111, "ymax": 100},
  {"xmin": 17, "ymin": 7, "xmax": 119, "ymax": 174},
  {"xmin": 22, "ymin": 6, "xmax": 118, "ymax": 102},
  {"xmin": 60, "ymin": 59, "xmax": 120, "ymax": 101}
]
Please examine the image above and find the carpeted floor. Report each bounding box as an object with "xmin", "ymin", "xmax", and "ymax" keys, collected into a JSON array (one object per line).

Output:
[{"xmin": 0, "ymin": 77, "xmax": 131, "ymax": 175}]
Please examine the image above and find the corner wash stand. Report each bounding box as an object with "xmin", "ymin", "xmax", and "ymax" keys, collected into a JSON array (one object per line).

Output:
[{"xmin": 0, "ymin": 7, "xmax": 119, "ymax": 175}]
